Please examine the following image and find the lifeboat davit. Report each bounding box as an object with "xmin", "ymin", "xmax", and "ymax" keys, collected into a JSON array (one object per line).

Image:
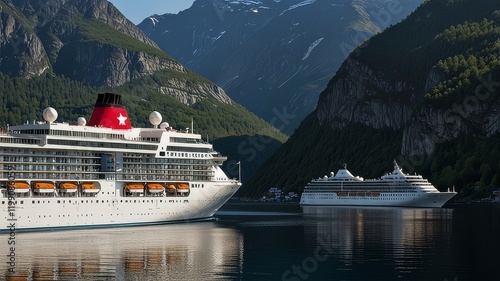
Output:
[
  {"xmin": 176, "ymin": 183, "xmax": 189, "ymax": 193},
  {"xmin": 81, "ymin": 182, "xmax": 100, "ymax": 193},
  {"xmin": 58, "ymin": 182, "xmax": 78, "ymax": 193},
  {"xmin": 33, "ymin": 181, "xmax": 55, "ymax": 193},
  {"xmin": 125, "ymin": 183, "xmax": 144, "ymax": 193},
  {"xmin": 147, "ymin": 183, "xmax": 164, "ymax": 193}
]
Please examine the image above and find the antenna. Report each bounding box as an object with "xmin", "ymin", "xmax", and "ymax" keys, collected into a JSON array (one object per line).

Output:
[
  {"xmin": 191, "ymin": 118, "xmax": 194, "ymax": 134},
  {"xmin": 238, "ymin": 161, "xmax": 241, "ymax": 183}
]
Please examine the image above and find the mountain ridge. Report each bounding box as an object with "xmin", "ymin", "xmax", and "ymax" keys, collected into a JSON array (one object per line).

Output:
[{"xmin": 138, "ymin": 0, "xmax": 423, "ymax": 133}]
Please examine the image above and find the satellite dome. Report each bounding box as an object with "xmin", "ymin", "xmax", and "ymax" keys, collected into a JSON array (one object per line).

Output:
[
  {"xmin": 77, "ymin": 117, "xmax": 87, "ymax": 126},
  {"xmin": 149, "ymin": 111, "xmax": 162, "ymax": 126},
  {"xmin": 43, "ymin": 107, "xmax": 58, "ymax": 123},
  {"xmin": 160, "ymin": 122, "xmax": 170, "ymax": 129}
]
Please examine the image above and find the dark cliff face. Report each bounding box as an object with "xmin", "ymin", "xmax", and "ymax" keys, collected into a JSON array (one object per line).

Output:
[
  {"xmin": 317, "ymin": 55, "xmax": 500, "ymax": 157},
  {"xmin": 315, "ymin": 0, "xmax": 500, "ymax": 157},
  {"xmin": 0, "ymin": 4, "xmax": 49, "ymax": 77},
  {"xmin": 0, "ymin": 0, "xmax": 175, "ymax": 87},
  {"xmin": 138, "ymin": 0, "xmax": 423, "ymax": 133},
  {"xmin": 316, "ymin": 56, "xmax": 414, "ymax": 130}
]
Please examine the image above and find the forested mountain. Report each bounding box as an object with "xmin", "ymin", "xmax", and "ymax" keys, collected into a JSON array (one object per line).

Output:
[
  {"xmin": 0, "ymin": 0, "xmax": 287, "ymax": 181},
  {"xmin": 242, "ymin": 0, "xmax": 500, "ymax": 199},
  {"xmin": 138, "ymin": 0, "xmax": 423, "ymax": 133}
]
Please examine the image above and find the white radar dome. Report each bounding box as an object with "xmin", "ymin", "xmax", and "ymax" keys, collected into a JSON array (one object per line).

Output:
[
  {"xmin": 77, "ymin": 117, "xmax": 87, "ymax": 126},
  {"xmin": 160, "ymin": 122, "xmax": 170, "ymax": 129},
  {"xmin": 43, "ymin": 107, "xmax": 58, "ymax": 123},
  {"xmin": 149, "ymin": 111, "xmax": 162, "ymax": 126}
]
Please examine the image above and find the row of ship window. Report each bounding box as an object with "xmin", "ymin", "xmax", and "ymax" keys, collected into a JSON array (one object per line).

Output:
[
  {"xmin": 314, "ymin": 197, "xmax": 414, "ymax": 200},
  {"xmin": 1, "ymin": 199, "xmax": 190, "ymax": 205},
  {"xmin": 161, "ymin": 151, "xmax": 212, "ymax": 158},
  {"xmin": 24, "ymin": 211, "xmax": 187, "ymax": 220}
]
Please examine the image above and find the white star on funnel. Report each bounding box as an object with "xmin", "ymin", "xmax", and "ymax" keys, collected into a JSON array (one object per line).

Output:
[{"xmin": 117, "ymin": 113, "xmax": 127, "ymax": 126}]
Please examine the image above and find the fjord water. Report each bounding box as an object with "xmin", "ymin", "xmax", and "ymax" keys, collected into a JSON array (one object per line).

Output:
[{"xmin": 2, "ymin": 203, "xmax": 499, "ymax": 281}]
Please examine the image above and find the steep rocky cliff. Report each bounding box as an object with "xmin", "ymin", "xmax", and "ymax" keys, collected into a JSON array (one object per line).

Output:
[
  {"xmin": 401, "ymin": 90, "xmax": 500, "ymax": 156},
  {"xmin": 316, "ymin": 0, "xmax": 500, "ymax": 157},
  {"xmin": 0, "ymin": 2, "xmax": 49, "ymax": 77},
  {"xmin": 0, "ymin": 0, "xmax": 240, "ymax": 107},
  {"xmin": 317, "ymin": 54, "xmax": 500, "ymax": 157},
  {"xmin": 0, "ymin": 0, "xmax": 185, "ymax": 88},
  {"xmin": 317, "ymin": 56, "xmax": 414, "ymax": 130}
]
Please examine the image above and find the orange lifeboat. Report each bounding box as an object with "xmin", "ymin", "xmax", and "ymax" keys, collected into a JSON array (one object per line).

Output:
[
  {"xmin": 125, "ymin": 183, "xmax": 144, "ymax": 193},
  {"xmin": 81, "ymin": 182, "xmax": 100, "ymax": 193},
  {"xmin": 58, "ymin": 182, "xmax": 78, "ymax": 193},
  {"xmin": 166, "ymin": 184, "xmax": 176, "ymax": 193},
  {"xmin": 33, "ymin": 181, "xmax": 55, "ymax": 193},
  {"xmin": 337, "ymin": 192, "xmax": 348, "ymax": 197},
  {"xmin": 9, "ymin": 181, "xmax": 30, "ymax": 193},
  {"xmin": 147, "ymin": 183, "xmax": 164, "ymax": 193},
  {"xmin": 176, "ymin": 183, "xmax": 189, "ymax": 193}
]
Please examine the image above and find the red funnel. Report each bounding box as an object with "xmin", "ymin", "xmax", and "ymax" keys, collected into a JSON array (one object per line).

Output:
[{"xmin": 87, "ymin": 93, "xmax": 132, "ymax": 129}]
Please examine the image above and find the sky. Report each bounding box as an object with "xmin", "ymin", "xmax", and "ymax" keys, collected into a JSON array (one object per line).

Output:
[{"xmin": 108, "ymin": 0, "xmax": 196, "ymax": 24}]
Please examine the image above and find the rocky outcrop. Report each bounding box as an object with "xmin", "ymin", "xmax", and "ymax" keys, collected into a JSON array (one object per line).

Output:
[
  {"xmin": 316, "ymin": 57, "xmax": 414, "ymax": 130},
  {"xmin": 1, "ymin": 0, "xmax": 166, "ymax": 86},
  {"xmin": 159, "ymin": 80, "xmax": 233, "ymax": 106},
  {"xmin": 402, "ymin": 89, "xmax": 500, "ymax": 156},
  {"xmin": 316, "ymin": 55, "xmax": 500, "ymax": 157},
  {"xmin": 0, "ymin": 9, "xmax": 49, "ymax": 77},
  {"xmin": 54, "ymin": 41, "xmax": 184, "ymax": 87},
  {"xmin": 0, "ymin": 0, "xmax": 234, "ymax": 107}
]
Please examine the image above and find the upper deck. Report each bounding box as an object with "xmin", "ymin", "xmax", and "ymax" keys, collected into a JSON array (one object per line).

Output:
[{"xmin": 0, "ymin": 93, "xmax": 230, "ymax": 184}]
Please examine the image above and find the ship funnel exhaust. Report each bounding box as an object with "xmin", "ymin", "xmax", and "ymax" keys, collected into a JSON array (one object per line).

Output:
[{"xmin": 87, "ymin": 93, "xmax": 132, "ymax": 129}]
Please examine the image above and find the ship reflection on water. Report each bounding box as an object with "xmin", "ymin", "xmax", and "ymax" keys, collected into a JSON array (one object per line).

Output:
[
  {"xmin": 301, "ymin": 206, "xmax": 456, "ymax": 280},
  {"xmin": 1, "ymin": 222, "xmax": 243, "ymax": 281}
]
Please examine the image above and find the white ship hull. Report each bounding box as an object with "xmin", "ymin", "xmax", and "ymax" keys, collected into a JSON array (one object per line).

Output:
[
  {"xmin": 300, "ymin": 191, "xmax": 457, "ymax": 208},
  {"xmin": 2, "ymin": 180, "xmax": 239, "ymax": 232}
]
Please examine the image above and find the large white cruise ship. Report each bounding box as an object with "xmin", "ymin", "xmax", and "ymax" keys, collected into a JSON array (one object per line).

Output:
[
  {"xmin": 1, "ymin": 93, "xmax": 240, "ymax": 232},
  {"xmin": 300, "ymin": 161, "xmax": 456, "ymax": 207}
]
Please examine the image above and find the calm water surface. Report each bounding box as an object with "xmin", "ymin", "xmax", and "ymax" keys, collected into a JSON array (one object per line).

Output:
[{"xmin": 1, "ymin": 203, "xmax": 499, "ymax": 280}]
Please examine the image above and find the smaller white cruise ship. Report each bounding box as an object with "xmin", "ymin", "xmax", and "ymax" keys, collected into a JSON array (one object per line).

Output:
[{"xmin": 300, "ymin": 161, "xmax": 456, "ymax": 207}]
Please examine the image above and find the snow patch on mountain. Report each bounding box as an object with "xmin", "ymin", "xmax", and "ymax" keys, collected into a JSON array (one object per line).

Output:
[
  {"xmin": 302, "ymin": 38, "xmax": 324, "ymax": 60},
  {"xmin": 280, "ymin": 0, "xmax": 316, "ymax": 16},
  {"xmin": 227, "ymin": 0, "xmax": 263, "ymax": 6},
  {"xmin": 213, "ymin": 31, "xmax": 226, "ymax": 40},
  {"xmin": 149, "ymin": 17, "xmax": 159, "ymax": 26}
]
